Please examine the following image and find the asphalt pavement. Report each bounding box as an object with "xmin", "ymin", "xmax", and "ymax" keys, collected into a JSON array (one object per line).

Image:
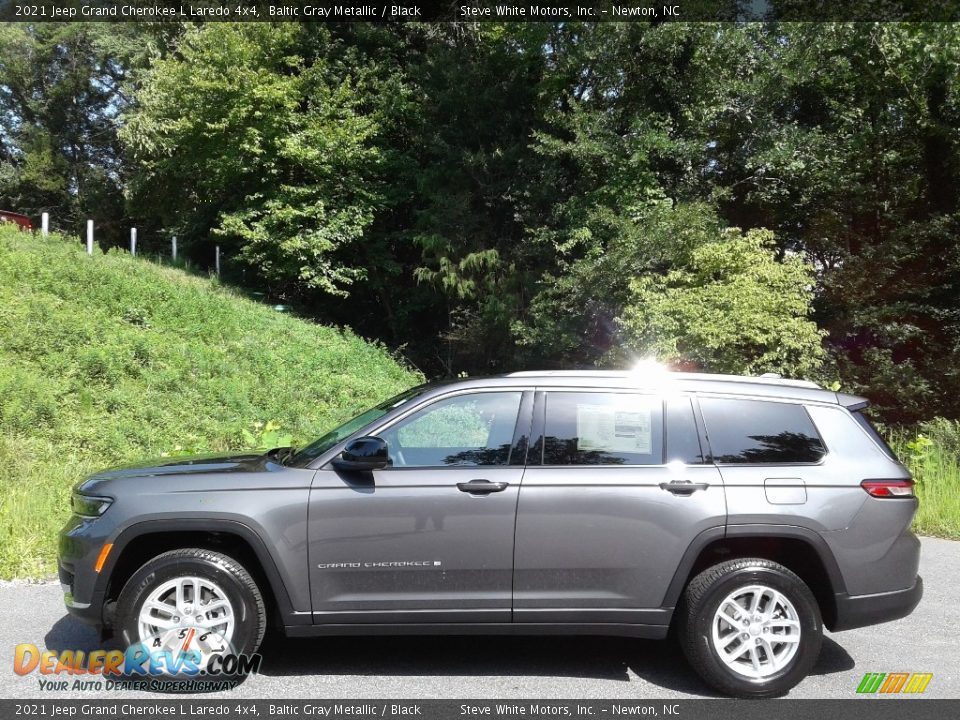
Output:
[{"xmin": 2, "ymin": 537, "xmax": 957, "ymax": 700}]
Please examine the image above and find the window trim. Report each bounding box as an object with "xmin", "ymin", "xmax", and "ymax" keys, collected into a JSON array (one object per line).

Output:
[
  {"xmin": 666, "ymin": 394, "xmax": 708, "ymax": 465},
  {"xmin": 695, "ymin": 393, "xmax": 830, "ymax": 467},
  {"xmin": 509, "ymin": 391, "xmax": 535, "ymax": 466}
]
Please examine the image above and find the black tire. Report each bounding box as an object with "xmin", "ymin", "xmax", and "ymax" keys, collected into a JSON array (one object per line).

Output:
[
  {"xmin": 677, "ymin": 558, "xmax": 822, "ymax": 698},
  {"xmin": 116, "ymin": 548, "xmax": 266, "ymax": 657}
]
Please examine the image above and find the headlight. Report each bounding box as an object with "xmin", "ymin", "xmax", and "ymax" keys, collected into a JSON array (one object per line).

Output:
[{"xmin": 72, "ymin": 493, "xmax": 112, "ymax": 518}]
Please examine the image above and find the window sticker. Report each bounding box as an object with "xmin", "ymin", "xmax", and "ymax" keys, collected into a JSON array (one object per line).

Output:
[{"xmin": 576, "ymin": 403, "xmax": 652, "ymax": 454}]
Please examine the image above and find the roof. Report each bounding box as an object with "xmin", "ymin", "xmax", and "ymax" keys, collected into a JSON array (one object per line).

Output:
[
  {"xmin": 505, "ymin": 369, "xmax": 821, "ymax": 389},
  {"xmin": 421, "ymin": 369, "xmax": 856, "ymax": 406}
]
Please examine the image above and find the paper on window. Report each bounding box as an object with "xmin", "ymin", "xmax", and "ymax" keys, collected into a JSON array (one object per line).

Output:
[{"xmin": 576, "ymin": 403, "xmax": 652, "ymax": 455}]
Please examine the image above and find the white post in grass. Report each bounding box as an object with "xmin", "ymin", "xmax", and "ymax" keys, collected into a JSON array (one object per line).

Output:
[
  {"xmin": 171, "ymin": 236, "xmax": 177, "ymax": 261},
  {"xmin": 86, "ymin": 220, "xmax": 94, "ymax": 255},
  {"xmin": 215, "ymin": 245, "xmax": 221, "ymax": 276},
  {"xmin": 41, "ymin": 212, "xmax": 49, "ymax": 236},
  {"xmin": 130, "ymin": 227, "xmax": 137, "ymax": 256}
]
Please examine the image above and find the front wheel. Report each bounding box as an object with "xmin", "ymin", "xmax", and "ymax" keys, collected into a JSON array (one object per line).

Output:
[
  {"xmin": 116, "ymin": 548, "xmax": 266, "ymax": 658},
  {"xmin": 678, "ymin": 558, "xmax": 823, "ymax": 698}
]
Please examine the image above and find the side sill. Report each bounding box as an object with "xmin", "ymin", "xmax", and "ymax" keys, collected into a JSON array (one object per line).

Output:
[{"xmin": 284, "ymin": 623, "xmax": 669, "ymax": 640}]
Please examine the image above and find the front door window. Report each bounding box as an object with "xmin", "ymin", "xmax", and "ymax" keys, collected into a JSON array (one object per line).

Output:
[{"xmin": 381, "ymin": 392, "xmax": 523, "ymax": 468}]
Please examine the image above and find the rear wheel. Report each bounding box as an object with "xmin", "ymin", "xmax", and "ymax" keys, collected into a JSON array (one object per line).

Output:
[{"xmin": 678, "ymin": 558, "xmax": 822, "ymax": 698}]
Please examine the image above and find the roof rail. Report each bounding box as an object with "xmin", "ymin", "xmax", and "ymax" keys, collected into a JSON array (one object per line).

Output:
[{"xmin": 504, "ymin": 369, "xmax": 822, "ymax": 390}]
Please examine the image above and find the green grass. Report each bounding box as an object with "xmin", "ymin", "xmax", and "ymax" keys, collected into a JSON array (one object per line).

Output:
[
  {"xmin": 0, "ymin": 226, "xmax": 421, "ymax": 578},
  {"xmin": 888, "ymin": 419, "xmax": 960, "ymax": 539}
]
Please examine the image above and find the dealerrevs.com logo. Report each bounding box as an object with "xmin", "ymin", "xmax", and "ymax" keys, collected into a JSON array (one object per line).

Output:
[
  {"xmin": 856, "ymin": 672, "xmax": 933, "ymax": 694},
  {"xmin": 13, "ymin": 626, "xmax": 262, "ymax": 692}
]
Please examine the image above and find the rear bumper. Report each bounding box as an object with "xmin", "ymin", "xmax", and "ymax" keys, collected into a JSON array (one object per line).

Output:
[{"xmin": 831, "ymin": 576, "xmax": 923, "ymax": 631}]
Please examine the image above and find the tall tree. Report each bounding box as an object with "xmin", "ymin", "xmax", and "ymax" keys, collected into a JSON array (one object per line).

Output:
[
  {"xmin": 616, "ymin": 227, "xmax": 825, "ymax": 376},
  {"xmin": 0, "ymin": 23, "xmax": 150, "ymax": 241},
  {"xmin": 699, "ymin": 24, "xmax": 960, "ymax": 420},
  {"xmin": 124, "ymin": 24, "xmax": 383, "ymax": 297}
]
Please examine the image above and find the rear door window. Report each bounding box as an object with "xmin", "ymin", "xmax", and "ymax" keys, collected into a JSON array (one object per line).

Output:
[
  {"xmin": 699, "ymin": 398, "xmax": 826, "ymax": 464},
  {"xmin": 541, "ymin": 392, "xmax": 664, "ymax": 465}
]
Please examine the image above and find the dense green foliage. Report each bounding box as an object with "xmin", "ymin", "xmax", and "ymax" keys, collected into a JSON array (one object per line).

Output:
[
  {"xmin": 0, "ymin": 225, "xmax": 419, "ymax": 577},
  {"xmin": 122, "ymin": 24, "xmax": 383, "ymax": 298},
  {"xmin": 616, "ymin": 228, "xmax": 825, "ymax": 376},
  {"xmin": 3, "ymin": 22, "xmax": 960, "ymax": 422},
  {"xmin": 0, "ymin": 23, "xmax": 160, "ymax": 244}
]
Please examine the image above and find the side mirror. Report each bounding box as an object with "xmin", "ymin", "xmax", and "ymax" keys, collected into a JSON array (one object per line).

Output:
[{"xmin": 332, "ymin": 436, "xmax": 389, "ymax": 471}]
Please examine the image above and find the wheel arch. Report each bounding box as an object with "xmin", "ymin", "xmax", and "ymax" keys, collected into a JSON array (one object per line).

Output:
[
  {"xmin": 98, "ymin": 518, "xmax": 303, "ymax": 629},
  {"xmin": 664, "ymin": 525, "xmax": 847, "ymax": 630}
]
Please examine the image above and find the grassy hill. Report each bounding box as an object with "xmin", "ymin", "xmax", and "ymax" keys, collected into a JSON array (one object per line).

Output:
[{"xmin": 0, "ymin": 225, "xmax": 421, "ymax": 578}]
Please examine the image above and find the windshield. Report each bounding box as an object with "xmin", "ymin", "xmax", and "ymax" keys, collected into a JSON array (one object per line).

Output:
[{"xmin": 288, "ymin": 385, "xmax": 429, "ymax": 466}]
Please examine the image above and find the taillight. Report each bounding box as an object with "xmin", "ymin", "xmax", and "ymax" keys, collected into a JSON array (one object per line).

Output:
[{"xmin": 861, "ymin": 479, "xmax": 915, "ymax": 498}]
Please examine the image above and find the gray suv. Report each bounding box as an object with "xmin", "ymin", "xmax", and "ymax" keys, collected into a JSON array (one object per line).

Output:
[{"xmin": 59, "ymin": 370, "xmax": 922, "ymax": 697}]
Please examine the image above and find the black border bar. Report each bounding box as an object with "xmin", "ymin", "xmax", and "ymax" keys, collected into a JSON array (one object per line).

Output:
[
  {"xmin": 2, "ymin": 699, "xmax": 958, "ymax": 719},
  {"xmin": 3, "ymin": 1, "xmax": 960, "ymax": 23}
]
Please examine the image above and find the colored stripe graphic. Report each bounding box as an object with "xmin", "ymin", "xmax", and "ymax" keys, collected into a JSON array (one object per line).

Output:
[
  {"xmin": 903, "ymin": 673, "xmax": 933, "ymax": 694},
  {"xmin": 856, "ymin": 672, "xmax": 932, "ymax": 694},
  {"xmin": 880, "ymin": 672, "xmax": 909, "ymax": 693},
  {"xmin": 857, "ymin": 672, "xmax": 885, "ymax": 693}
]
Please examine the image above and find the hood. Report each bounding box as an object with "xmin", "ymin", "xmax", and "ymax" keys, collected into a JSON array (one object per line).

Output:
[{"xmin": 78, "ymin": 451, "xmax": 270, "ymax": 490}]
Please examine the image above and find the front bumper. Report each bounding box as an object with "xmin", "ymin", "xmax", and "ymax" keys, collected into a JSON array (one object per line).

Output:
[
  {"xmin": 58, "ymin": 514, "xmax": 112, "ymax": 628},
  {"xmin": 832, "ymin": 576, "xmax": 923, "ymax": 631},
  {"xmin": 58, "ymin": 558, "xmax": 107, "ymax": 627}
]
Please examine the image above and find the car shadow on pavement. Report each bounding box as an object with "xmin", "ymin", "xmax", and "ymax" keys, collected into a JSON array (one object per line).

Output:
[
  {"xmin": 254, "ymin": 632, "xmax": 855, "ymax": 696},
  {"xmin": 42, "ymin": 614, "xmax": 855, "ymax": 697},
  {"xmin": 814, "ymin": 634, "xmax": 857, "ymax": 675},
  {"xmin": 44, "ymin": 614, "xmax": 103, "ymax": 653}
]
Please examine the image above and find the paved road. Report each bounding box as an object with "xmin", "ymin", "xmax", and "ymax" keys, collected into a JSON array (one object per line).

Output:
[{"xmin": 2, "ymin": 537, "xmax": 957, "ymax": 700}]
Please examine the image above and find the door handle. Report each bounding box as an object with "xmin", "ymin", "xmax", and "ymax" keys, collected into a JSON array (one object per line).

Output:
[
  {"xmin": 457, "ymin": 479, "xmax": 509, "ymax": 495},
  {"xmin": 659, "ymin": 480, "xmax": 710, "ymax": 495}
]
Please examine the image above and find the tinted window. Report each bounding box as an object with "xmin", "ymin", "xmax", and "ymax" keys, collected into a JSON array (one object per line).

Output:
[
  {"xmin": 542, "ymin": 393, "xmax": 664, "ymax": 466},
  {"xmin": 666, "ymin": 397, "xmax": 705, "ymax": 464},
  {"xmin": 700, "ymin": 398, "xmax": 826, "ymax": 464},
  {"xmin": 853, "ymin": 411, "xmax": 899, "ymax": 461},
  {"xmin": 382, "ymin": 392, "xmax": 522, "ymax": 467}
]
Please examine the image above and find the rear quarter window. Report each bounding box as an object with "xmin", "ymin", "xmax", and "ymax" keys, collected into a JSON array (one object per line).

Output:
[
  {"xmin": 852, "ymin": 411, "xmax": 900, "ymax": 461},
  {"xmin": 699, "ymin": 398, "xmax": 826, "ymax": 464}
]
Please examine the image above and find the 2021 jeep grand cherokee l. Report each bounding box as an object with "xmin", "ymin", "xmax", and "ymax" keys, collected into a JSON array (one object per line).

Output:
[{"xmin": 59, "ymin": 370, "xmax": 922, "ymax": 697}]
